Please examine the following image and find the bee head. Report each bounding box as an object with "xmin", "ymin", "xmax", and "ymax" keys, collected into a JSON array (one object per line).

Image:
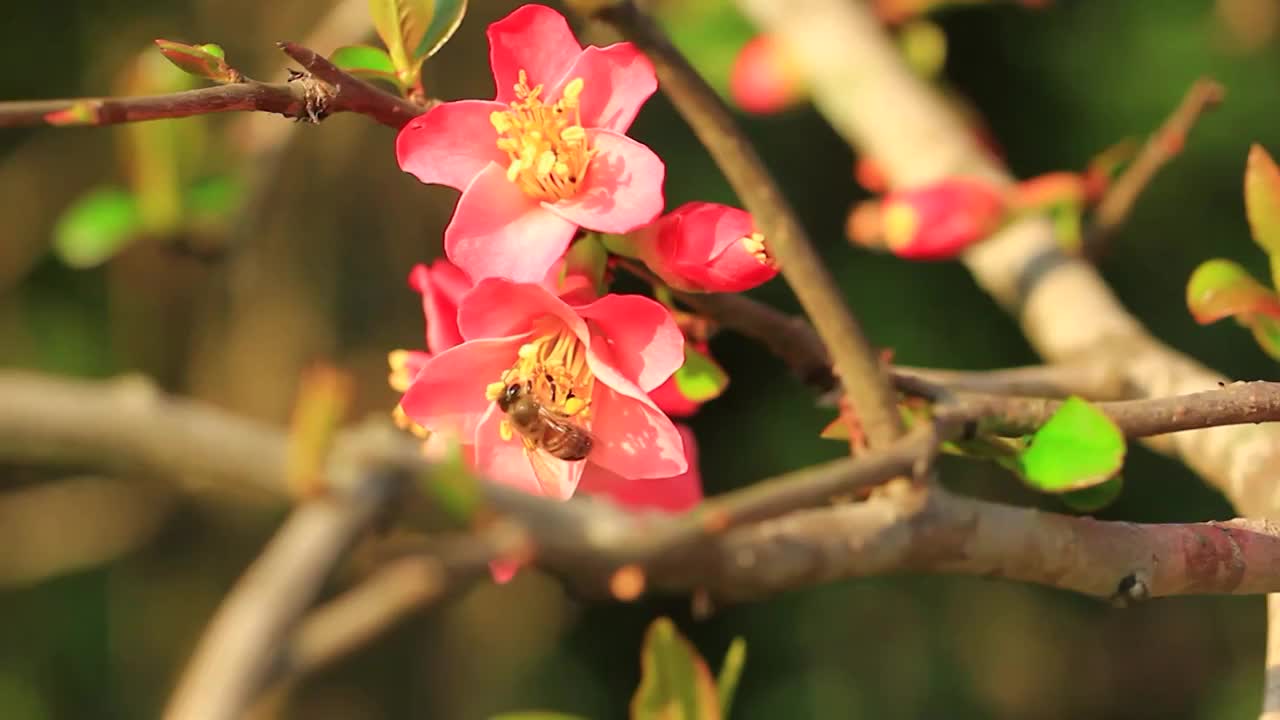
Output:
[{"xmin": 497, "ymin": 382, "xmax": 523, "ymax": 412}]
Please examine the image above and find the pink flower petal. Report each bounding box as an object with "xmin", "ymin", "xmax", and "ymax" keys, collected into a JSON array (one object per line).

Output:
[
  {"xmin": 579, "ymin": 425, "xmax": 703, "ymax": 512},
  {"xmin": 474, "ymin": 403, "xmax": 585, "ymax": 500},
  {"xmin": 395, "ymin": 100, "xmax": 509, "ymax": 191},
  {"xmin": 488, "ymin": 4, "xmax": 582, "ymax": 103},
  {"xmin": 400, "ymin": 334, "xmax": 528, "ymax": 438},
  {"xmin": 583, "ymin": 384, "xmax": 687, "ymax": 480},
  {"xmin": 445, "ymin": 163, "xmax": 579, "ymax": 283},
  {"xmin": 409, "ymin": 260, "xmax": 474, "ymax": 354},
  {"xmin": 575, "ymin": 293, "xmax": 683, "ymax": 392},
  {"xmin": 489, "ymin": 559, "xmax": 522, "ymax": 584},
  {"xmin": 551, "ymin": 43, "xmax": 657, "ymax": 133},
  {"xmin": 545, "ymin": 130, "xmax": 665, "ymax": 234},
  {"xmin": 458, "ymin": 278, "xmax": 588, "ymax": 342}
]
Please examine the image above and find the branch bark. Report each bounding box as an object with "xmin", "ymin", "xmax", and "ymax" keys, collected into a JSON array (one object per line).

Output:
[{"xmin": 0, "ymin": 42, "xmax": 421, "ymax": 130}]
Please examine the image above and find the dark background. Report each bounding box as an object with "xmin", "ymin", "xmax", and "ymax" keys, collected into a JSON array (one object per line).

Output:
[{"xmin": 2, "ymin": 0, "xmax": 1279, "ymax": 717}]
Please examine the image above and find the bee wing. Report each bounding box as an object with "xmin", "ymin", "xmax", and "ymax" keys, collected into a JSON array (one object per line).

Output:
[
  {"xmin": 521, "ymin": 438, "xmax": 581, "ymax": 500},
  {"xmin": 536, "ymin": 404, "xmax": 594, "ymax": 443}
]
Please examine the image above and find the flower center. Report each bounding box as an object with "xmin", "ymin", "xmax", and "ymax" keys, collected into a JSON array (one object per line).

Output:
[
  {"xmin": 740, "ymin": 231, "xmax": 775, "ymax": 266},
  {"xmin": 490, "ymin": 70, "xmax": 594, "ymax": 203},
  {"xmin": 485, "ymin": 323, "xmax": 595, "ymax": 441}
]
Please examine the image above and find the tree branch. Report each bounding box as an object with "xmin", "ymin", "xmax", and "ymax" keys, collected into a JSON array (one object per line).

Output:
[
  {"xmin": 1085, "ymin": 78, "xmax": 1225, "ymax": 259},
  {"xmin": 565, "ymin": 0, "xmax": 904, "ymax": 448},
  {"xmin": 0, "ymin": 42, "xmax": 421, "ymax": 130},
  {"xmin": 8, "ymin": 370, "xmax": 1280, "ymax": 704}
]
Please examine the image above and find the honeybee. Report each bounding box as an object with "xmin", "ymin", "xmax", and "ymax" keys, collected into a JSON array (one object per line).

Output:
[{"xmin": 496, "ymin": 381, "xmax": 594, "ymax": 494}]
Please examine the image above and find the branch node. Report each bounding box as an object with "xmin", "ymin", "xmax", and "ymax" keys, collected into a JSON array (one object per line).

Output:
[{"xmin": 1110, "ymin": 570, "xmax": 1151, "ymax": 607}]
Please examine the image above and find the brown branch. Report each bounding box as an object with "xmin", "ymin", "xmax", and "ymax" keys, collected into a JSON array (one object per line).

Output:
[
  {"xmin": 0, "ymin": 43, "xmax": 421, "ymax": 130},
  {"xmin": 565, "ymin": 0, "xmax": 904, "ymax": 449},
  {"xmin": 905, "ymin": 380, "xmax": 1280, "ymax": 439},
  {"xmin": 1084, "ymin": 78, "xmax": 1225, "ymax": 259},
  {"xmin": 10, "ymin": 370, "xmax": 1280, "ymax": 706},
  {"xmin": 163, "ymin": 425, "xmax": 407, "ymax": 720}
]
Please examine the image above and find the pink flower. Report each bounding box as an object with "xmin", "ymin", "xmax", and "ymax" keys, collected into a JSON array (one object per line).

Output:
[
  {"xmin": 396, "ymin": 4, "xmax": 665, "ymax": 284},
  {"xmin": 633, "ymin": 201, "xmax": 778, "ymax": 293},
  {"xmin": 400, "ymin": 278, "xmax": 687, "ymax": 500},
  {"xmin": 578, "ymin": 424, "xmax": 703, "ymax": 512},
  {"xmin": 880, "ymin": 179, "xmax": 1008, "ymax": 260},
  {"xmin": 729, "ymin": 34, "xmax": 805, "ymax": 115},
  {"xmin": 408, "ymin": 259, "xmax": 471, "ymax": 355}
]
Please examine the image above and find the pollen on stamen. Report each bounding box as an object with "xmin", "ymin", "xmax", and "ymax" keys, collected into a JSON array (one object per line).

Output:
[
  {"xmin": 485, "ymin": 381, "xmax": 506, "ymax": 401},
  {"xmin": 563, "ymin": 396, "xmax": 586, "ymax": 416},
  {"xmin": 740, "ymin": 232, "xmax": 775, "ymax": 265},
  {"xmin": 499, "ymin": 419, "xmax": 514, "ymax": 442}
]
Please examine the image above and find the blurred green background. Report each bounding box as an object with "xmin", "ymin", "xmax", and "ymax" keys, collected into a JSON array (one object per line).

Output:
[{"xmin": 2, "ymin": 0, "xmax": 1280, "ymax": 717}]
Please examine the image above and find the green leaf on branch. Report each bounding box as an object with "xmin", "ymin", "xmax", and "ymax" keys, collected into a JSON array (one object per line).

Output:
[
  {"xmin": 415, "ymin": 0, "xmax": 468, "ymax": 60},
  {"xmin": 1246, "ymin": 144, "xmax": 1280, "ymax": 257},
  {"xmin": 715, "ymin": 638, "xmax": 747, "ymax": 719},
  {"xmin": 1186, "ymin": 259, "xmax": 1280, "ymax": 324},
  {"xmin": 331, "ymin": 44, "xmax": 400, "ymax": 86},
  {"xmin": 673, "ymin": 345, "xmax": 729, "ymax": 404},
  {"xmin": 154, "ymin": 39, "xmax": 239, "ymax": 83},
  {"xmin": 1018, "ymin": 397, "xmax": 1125, "ymax": 493},
  {"xmin": 1060, "ymin": 475, "xmax": 1124, "ymax": 513},
  {"xmin": 370, "ymin": 0, "xmax": 464, "ymax": 86},
  {"xmin": 53, "ymin": 187, "xmax": 141, "ymax": 268},
  {"xmin": 632, "ymin": 618, "xmax": 721, "ymax": 720}
]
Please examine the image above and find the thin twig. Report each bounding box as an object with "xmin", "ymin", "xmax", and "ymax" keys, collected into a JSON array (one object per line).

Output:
[
  {"xmin": 566, "ymin": 0, "xmax": 904, "ymax": 448},
  {"xmin": 0, "ymin": 42, "xmax": 421, "ymax": 130},
  {"xmin": 1084, "ymin": 78, "xmax": 1225, "ymax": 259},
  {"xmin": 905, "ymin": 380, "xmax": 1280, "ymax": 439}
]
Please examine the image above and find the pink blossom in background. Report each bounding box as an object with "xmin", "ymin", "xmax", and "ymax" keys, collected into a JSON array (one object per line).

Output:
[
  {"xmin": 633, "ymin": 201, "xmax": 778, "ymax": 293},
  {"xmin": 729, "ymin": 34, "xmax": 805, "ymax": 115},
  {"xmin": 880, "ymin": 178, "xmax": 1008, "ymax": 260},
  {"xmin": 396, "ymin": 4, "xmax": 665, "ymax": 283}
]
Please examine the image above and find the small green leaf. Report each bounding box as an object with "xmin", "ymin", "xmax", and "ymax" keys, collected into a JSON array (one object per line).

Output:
[
  {"xmin": 1186, "ymin": 258, "xmax": 1280, "ymax": 324},
  {"xmin": 370, "ymin": 0, "xmax": 434, "ymax": 82},
  {"xmin": 715, "ymin": 638, "xmax": 746, "ymax": 719},
  {"xmin": 1018, "ymin": 396, "xmax": 1126, "ymax": 493},
  {"xmin": 1246, "ymin": 144, "xmax": 1280, "ymax": 257},
  {"xmin": 330, "ymin": 44, "xmax": 400, "ymax": 85},
  {"xmin": 154, "ymin": 39, "xmax": 239, "ymax": 83},
  {"xmin": 53, "ymin": 187, "xmax": 141, "ymax": 268},
  {"xmin": 415, "ymin": 0, "xmax": 467, "ymax": 60},
  {"xmin": 488, "ymin": 707, "xmax": 588, "ymax": 712},
  {"xmin": 673, "ymin": 346, "xmax": 729, "ymax": 404},
  {"xmin": 1060, "ymin": 475, "xmax": 1124, "ymax": 513},
  {"xmin": 632, "ymin": 618, "xmax": 721, "ymax": 720}
]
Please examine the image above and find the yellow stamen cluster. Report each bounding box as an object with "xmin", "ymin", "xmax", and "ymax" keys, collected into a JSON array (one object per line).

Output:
[
  {"xmin": 485, "ymin": 322, "xmax": 596, "ymax": 440},
  {"xmin": 740, "ymin": 231, "xmax": 775, "ymax": 266},
  {"xmin": 490, "ymin": 70, "xmax": 593, "ymax": 202}
]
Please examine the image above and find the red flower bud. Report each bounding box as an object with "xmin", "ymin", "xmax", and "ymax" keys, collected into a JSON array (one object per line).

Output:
[
  {"xmin": 880, "ymin": 179, "xmax": 1007, "ymax": 260},
  {"xmin": 635, "ymin": 202, "xmax": 778, "ymax": 293},
  {"xmin": 729, "ymin": 34, "xmax": 804, "ymax": 115}
]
